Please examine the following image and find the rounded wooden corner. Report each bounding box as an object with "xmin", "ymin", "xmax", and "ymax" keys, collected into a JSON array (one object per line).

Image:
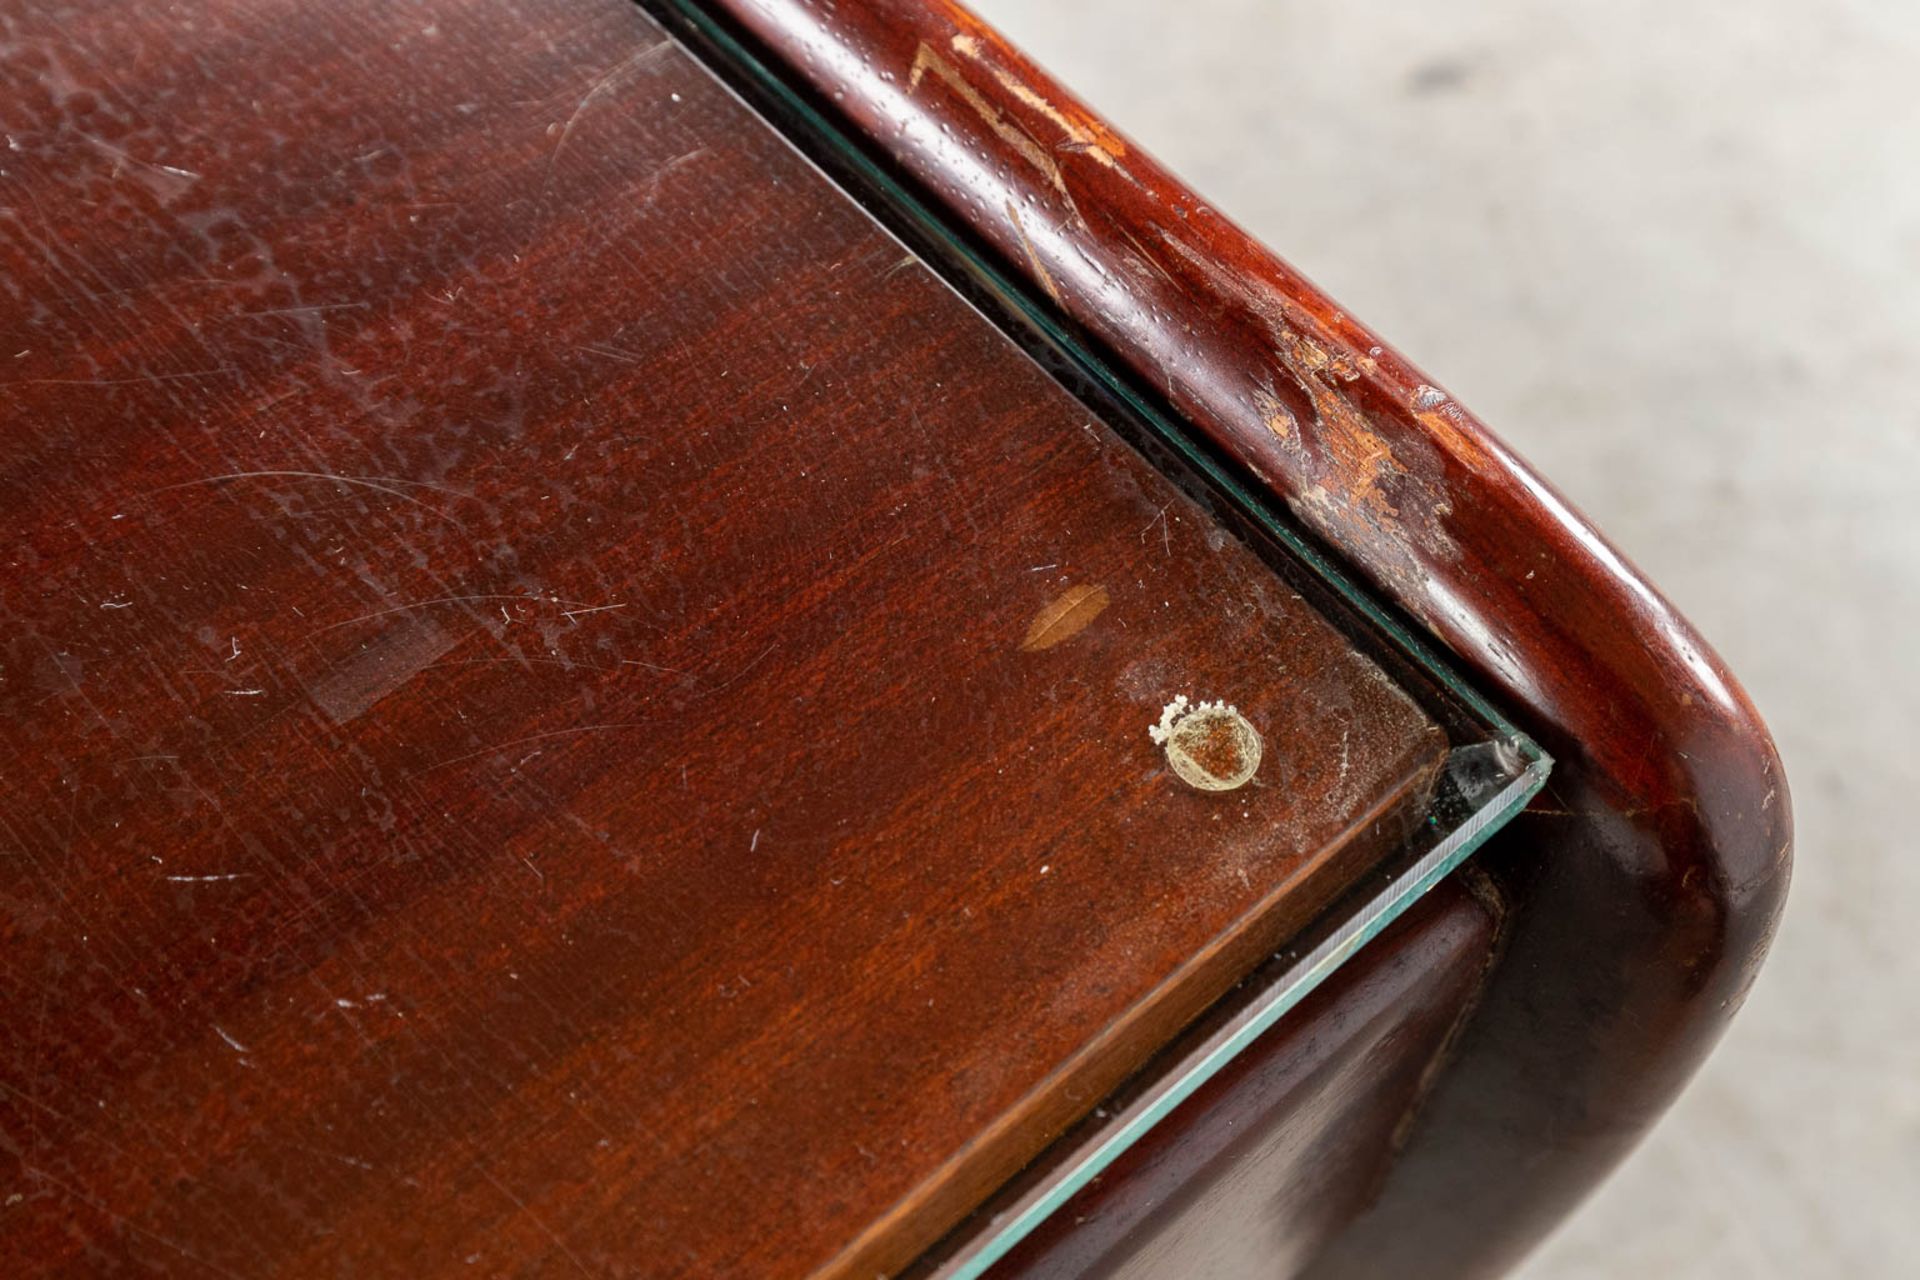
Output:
[
  {"xmin": 1301, "ymin": 648, "xmax": 1793, "ymax": 1277},
  {"xmin": 697, "ymin": 0, "xmax": 1795, "ymax": 1271}
]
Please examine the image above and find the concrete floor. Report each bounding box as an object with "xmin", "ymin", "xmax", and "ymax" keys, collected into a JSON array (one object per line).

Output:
[{"xmin": 966, "ymin": 2, "xmax": 1919, "ymax": 1274}]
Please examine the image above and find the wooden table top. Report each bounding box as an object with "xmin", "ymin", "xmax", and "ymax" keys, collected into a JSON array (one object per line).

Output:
[{"xmin": 0, "ymin": 2, "xmax": 1443, "ymax": 1274}]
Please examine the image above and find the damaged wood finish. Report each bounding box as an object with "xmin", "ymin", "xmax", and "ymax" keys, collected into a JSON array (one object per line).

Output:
[
  {"xmin": 0, "ymin": 1, "xmax": 1458, "ymax": 1277},
  {"xmin": 699, "ymin": 0, "xmax": 1794, "ymax": 1274}
]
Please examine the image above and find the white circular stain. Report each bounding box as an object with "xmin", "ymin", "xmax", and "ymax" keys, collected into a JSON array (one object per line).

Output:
[{"xmin": 1148, "ymin": 696, "xmax": 1263, "ymax": 792}]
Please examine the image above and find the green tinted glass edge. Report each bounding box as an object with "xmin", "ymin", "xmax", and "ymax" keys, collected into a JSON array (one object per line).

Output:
[
  {"xmin": 646, "ymin": 2, "xmax": 1552, "ymax": 1272},
  {"xmin": 936, "ymin": 752, "xmax": 1546, "ymax": 1278}
]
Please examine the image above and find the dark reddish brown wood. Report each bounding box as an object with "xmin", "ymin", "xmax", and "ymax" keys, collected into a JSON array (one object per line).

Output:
[
  {"xmin": 0, "ymin": 2, "xmax": 1460, "ymax": 1278},
  {"xmin": 697, "ymin": 1, "xmax": 1794, "ymax": 1274},
  {"xmin": 991, "ymin": 876, "xmax": 1498, "ymax": 1280}
]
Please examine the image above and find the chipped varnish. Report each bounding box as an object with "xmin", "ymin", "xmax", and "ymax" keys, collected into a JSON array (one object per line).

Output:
[{"xmin": 708, "ymin": 2, "xmax": 1792, "ymax": 1275}]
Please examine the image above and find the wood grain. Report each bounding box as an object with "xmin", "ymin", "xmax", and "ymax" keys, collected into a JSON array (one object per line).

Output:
[
  {"xmin": 0, "ymin": 2, "xmax": 1450, "ymax": 1276},
  {"xmin": 690, "ymin": 1, "xmax": 1794, "ymax": 1273}
]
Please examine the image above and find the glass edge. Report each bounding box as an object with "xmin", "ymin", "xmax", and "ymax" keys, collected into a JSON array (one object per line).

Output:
[
  {"xmin": 934, "ymin": 751, "xmax": 1550, "ymax": 1279},
  {"xmin": 643, "ymin": 2, "xmax": 1557, "ymax": 1269}
]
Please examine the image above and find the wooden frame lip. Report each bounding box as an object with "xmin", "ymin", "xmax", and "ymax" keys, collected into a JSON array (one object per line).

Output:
[{"xmin": 687, "ymin": 0, "xmax": 1793, "ymax": 1273}]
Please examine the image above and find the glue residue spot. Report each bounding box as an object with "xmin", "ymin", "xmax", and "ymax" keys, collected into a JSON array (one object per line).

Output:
[{"xmin": 1148, "ymin": 695, "xmax": 1262, "ymax": 792}]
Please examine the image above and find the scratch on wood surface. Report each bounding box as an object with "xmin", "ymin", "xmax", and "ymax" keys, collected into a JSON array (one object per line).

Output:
[
  {"xmin": 560, "ymin": 603, "xmax": 624, "ymax": 622},
  {"xmin": 1005, "ymin": 200, "xmax": 1062, "ymax": 305},
  {"xmin": 576, "ymin": 341, "xmax": 642, "ymax": 363},
  {"xmin": 419, "ymin": 639, "xmax": 776, "ymax": 773},
  {"xmin": 1021, "ymin": 584, "xmax": 1110, "ymax": 651},
  {"xmin": 1271, "ymin": 313, "xmax": 1410, "ymax": 515},
  {"xmin": 315, "ymin": 593, "xmax": 588, "ymax": 634},
  {"xmin": 79, "ymin": 132, "xmax": 202, "ymax": 183},
  {"xmin": 474, "ymin": 1165, "xmax": 591, "ymax": 1277},
  {"xmin": 1408, "ymin": 380, "xmax": 1500, "ymax": 478},
  {"xmin": 944, "ymin": 34, "xmax": 1130, "ymax": 174},
  {"xmin": 1156, "ymin": 230, "xmax": 1460, "ymax": 584},
  {"xmin": 636, "ymin": 147, "xmax": 710, "ymax": 209},
  {"xmin": 1141, "ymin": 502, "xmax": 1173, "ymax": 556},
  {"xmin": 547, "ymin": 38, "xmax": 676, "ymax": 189},
  {"xmin": 692, "ymin": 643, "xmax": 777, "ymax": 698},
  {"xmin": 1110, "ymin": 216, "xmax": 1178, "ymax": 284},
  {"xmin": 2, "ymin": 367, "xmax": 236, "ymax": 390},
  {"xmin": 1006, "ymin": 198, "xmax": 1067, "ymax": 307},
  {"xmin": 310, "ymin": 616, "xmax": 458, "ymax": 725},
  {"xmin": 908, "ymin": 42, "xmax": 1069, "ymax": 200},
  {"xmin": 419, "ymin": 722, "xmax": 656, "ymax": 774},
  {"xmin": 620, "ymin": 657, "xmax": 687, "ymax": 675},
  {"xmin": 232, "ymin": 302, "xmax": 368, "ymax": 319},
  {"xmin": 151, "ymin": 470, "xmax": 469, "ymax": 526}
]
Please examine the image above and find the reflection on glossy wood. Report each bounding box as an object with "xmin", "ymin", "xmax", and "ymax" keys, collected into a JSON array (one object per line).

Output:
[
  {"xmin": 0, "ymin": 2, "xmax": 1450, "ymax": 1277},
  {"xmin": 698, "ymin": 1, "xmax": 1793, "ymax": 1273}
]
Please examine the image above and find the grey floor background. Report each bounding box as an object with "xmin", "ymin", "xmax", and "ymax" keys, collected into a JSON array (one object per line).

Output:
[{"xmin": 965, "ymin": 2, "xmax": 1918, "ymax": 1275}]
